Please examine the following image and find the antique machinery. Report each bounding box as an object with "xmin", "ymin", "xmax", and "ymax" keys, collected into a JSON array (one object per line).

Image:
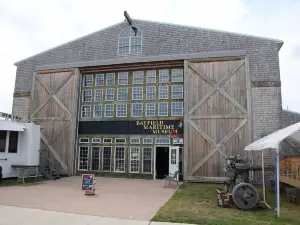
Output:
[{"xmin": 217, "ymin": 154, "xmax": 260, "ymax": 210}]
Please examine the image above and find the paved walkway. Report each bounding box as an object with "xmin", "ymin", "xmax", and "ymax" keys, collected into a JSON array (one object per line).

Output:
[
  {"xmin": 0, "ymin": 177, "xmax": 175, "ymax": 221},
  {"xmin": 0, "ymin": 205, "xmax": 190, "ymax": 225}
]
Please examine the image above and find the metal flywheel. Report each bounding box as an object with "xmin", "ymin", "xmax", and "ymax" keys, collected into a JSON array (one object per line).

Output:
[{"xmin": 232, "ymin": 183, "xmax": 259, "ymax": 210}]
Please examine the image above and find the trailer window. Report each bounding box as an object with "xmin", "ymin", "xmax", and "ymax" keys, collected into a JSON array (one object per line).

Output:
[
  {"xmin": 0, "ymin": 131, "xmax": 7, "ymax": 152},
  {"xmin": 8, "ymin": 131, "xmax": 18, "ymax": 153}
]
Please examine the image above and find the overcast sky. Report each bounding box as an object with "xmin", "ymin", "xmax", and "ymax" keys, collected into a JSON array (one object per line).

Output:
[{"xmin": 0, "ymin": 0, "xmax": 299, "ymax": 114}]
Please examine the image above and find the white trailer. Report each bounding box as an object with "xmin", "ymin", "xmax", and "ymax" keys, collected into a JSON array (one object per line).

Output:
[{"xmin": 0, "ymin": 113, "xmax": 41, "ymax": 178}]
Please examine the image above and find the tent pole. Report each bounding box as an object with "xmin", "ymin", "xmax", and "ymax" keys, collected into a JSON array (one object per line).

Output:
[
  {"xmin": 261, "ymin": 151, "xmax": 272, "ymax": 209},
  {"xmin": 262, "ymin": 151, "xmax": 266, "ymax": 202},
  {"xmin": 276, "ymin": 149, "xmax": 280, "ymax": 217},
  {"xmin": 251, "ymin": 151, "xmax": 254, "ymax": 183}
]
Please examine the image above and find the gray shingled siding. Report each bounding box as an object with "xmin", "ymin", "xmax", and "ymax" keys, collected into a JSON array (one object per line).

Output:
[
  {"xmin": 14, "ymin": 20, "xmax": 282, "ymax": 93},
  {"xmin": 281, "ymin": 109, "xmax": 300, "ymax": 128},
  {"xmin": 12, "ymin": 20, "xmax": 283, "ymax": 180}
]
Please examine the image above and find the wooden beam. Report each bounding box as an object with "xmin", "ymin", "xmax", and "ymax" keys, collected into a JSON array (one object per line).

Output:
[
  {"xmin": 49, "ymin": 122, "xmax": 70, "ymax": 145},
  {"xmin": 217, "ymin": 59, "xmax": 245, "ymax": 86},
  {"xmin": 188, "ymin": 120, "xmax": 216, "ymax": 147},
  {"xmin": 40, "ymin": 133, "xmax": 69, "ymax": 173},
  {"xmin": 35, "ymin": 74, "xmax": 52, "ymax": 95},
  {"xmin": 53, "ymin": 70, "xmax": 74, "ymax": 94},
  {"xmin": 52, "ymin": 95, "xmax": 72, "ymax": 117},
  {"xmin": 35, "ymin": 50, "xmax": 247, "ymax": 71},
  {"xmin": 71, "ymin": 68, "xmax": 81, "ymax": 175},
  {"xmin": 188, "ymin": 62, "xmax": 215, "ymax": 86},
  {"xmin": 187, "ymin": 59, "xmax": 246, "ymax": 117},
  {"xmin": 31, "ymin": 96, "xmax": 52, "ymax": 118},
  {"xmin": 191, "ymin": 147, "xmax": 220, "ymax": 174},
  {"xmin": 219, "ymin": 119, "xmax": 248, "ymax": 146},
  {"xmin": 187, "ymin": 176, "xmax": 229, "ymax": 183},
  {"xmin": 245, "ymin": 56, "xmax": 253, "ymax": 145},
  {"xmin": 183, "ymin": 60, "xmax": 189, "ymax": 181},
  {"xmin": 188, "ymin": 89, "xmax": 216, "ymax": 116},
  {"xmin": 280, "ymin": 176, "xmax": 300, "ymax": 189},
  {"xmin": 33, "ymin": 117, "xmax": 71, "ymax": 121},
  {"xmin": 37, "ymin": 68, "xmax": 74, "ymax": 74},
  {"xmin": 217, "ymin": 88, "xmax": 248, "ymax": 115},
  {"xmin": 189, "ymin": 115, "xmax": 246, "ymax": 119},
  {"xmin": 13, "ymin": 92, "xmax": 31, "ymax": 97},
  {"xmin": 190, "ymin": 118, "xmax": 248, "ymax": 174}
]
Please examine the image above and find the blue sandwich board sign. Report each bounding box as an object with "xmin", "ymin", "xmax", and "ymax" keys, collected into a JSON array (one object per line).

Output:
[{"xmin": 81, "ymin": 174, "xmax": 94, "ymax": 191}]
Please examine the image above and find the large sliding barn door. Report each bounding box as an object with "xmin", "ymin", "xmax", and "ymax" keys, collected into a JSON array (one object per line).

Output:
[
  {"xmin": 184, "ymin": 58, "xmax": 251, "ymax": 182},
  {"xmin": 30, "ymin": 69, "xmax": 79, "ymax": 175}
]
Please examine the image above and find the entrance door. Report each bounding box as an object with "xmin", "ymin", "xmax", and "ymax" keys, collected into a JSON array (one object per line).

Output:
[
  {"xmin": 155, "ymin": 146, "xmax": 169, "ymax": 179},
  {"xmin": 169, "ymin": 146, "xmax": 179, "ymax": 180}
]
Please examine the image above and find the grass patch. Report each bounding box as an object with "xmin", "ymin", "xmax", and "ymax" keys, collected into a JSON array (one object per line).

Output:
[
  {"xmin": 0, "ymin": 177, "xmax": 46, "ymax": 187},
  {"xmin": 152, "ymin": 183, "xmax": 300, "ymax": 225}
]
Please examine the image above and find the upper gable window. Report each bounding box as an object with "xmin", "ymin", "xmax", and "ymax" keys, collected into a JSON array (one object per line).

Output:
[{"xmin": 118, "ymin": 26, "xmax": 142, "ymax": 55}]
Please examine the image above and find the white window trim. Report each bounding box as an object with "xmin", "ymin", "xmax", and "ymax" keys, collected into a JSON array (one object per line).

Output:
[
  {"xmin": 171, "ymin": 102, "xmax": 183, "ymax": 116},
  {"xmin": 142, "ymin": 147, "xmax": 153, "ymax": 174},
  {"xmin": 82, "ymin": 89, "xmax": 93, "ymax": 102},
  {"xmin": 146, "ymin": 70, "xmax": 156, "ymax": 83},
  {"xmin": 130, "ymin": 147, "xmax": 140, "ymax": 173},
  {"xmin": 116, "ymin": 104, "xmax": 127, "ymax": 117},
  {"xmin": 158, "ymin": 85, "xmax": 169, "ymax": 100},
  {"xmin": 131, "ymin": 103, "xmax": 143, "ymax": 117},
  {"xmin": 143, "ymin": 138, "xmax": 153, "ymax": 144},
  {"xmin": 105, "ymin": 88, "xmax": 114, "ymax": 101},
  {"xmin": 155, "ymin": 138, "xmax": 170, "ymax": 144},
  {"xmin": 118, "ymin": 27, "xmax": 142, "ymax": 55},
  {"xmin": 78, "ymin": 146, "xmax": 89, "ymax": 171},
  {"xmin": 115, "ymin": 138, "xmax": 126, "ymax": 144},
  {"xmin": 159, "ymin": 69, "xmax": 169, "ymax": 83},
  {"xmin": 114, "ymin": 146, "xmax": 126, "ymax": 173},
  {"xmin": 102, "ymin": 146, "xmax": 112, "ymax": 172},
  {"xmin": 95, "ymin": 74, "xmax": 104, "ymax": 86},
  {"xmin": 171, "ymin": 85, "xmax": 184, "ymax": 99},
  {"xmin": 158, "ymin": 102, "xmax": 168, "ymax": 116},
  {"xmin": 94, "ymin": 89, "xmax": 103, "ymax": 102},
  {"xmin": 81, "ymin": 105, "xmax": 91, "ymax": 118},
  {"xmin": 117, "ymin": 72, "xmax": 128, "ymax": 85},
  {"xmin": 146, "ymin": 86, "xmax": 156, "ymax": 100},
  {"xmin": 83, "ymin": 75, "xmax": 93, "ymax": 87},
  {"xmin": 132, "ymin": 71, "xmax": 144, "ymax": 84},
  {"xmin": 106, "ymin": 73, "xmax": 115, "ymax": 86},
  {"xmin": 173, "ymin": 138, "xmax": 184, "ymax": 144},
  {"xmin": 2, "ymin": 131, "xmax": 20, "ymax": 154},
  {"xmin": 130, "ymin": 138, "xmax": 140, "ymax": 144},
  {"xmin": 103, "ymin": 138, "xmax": 112, "ymax": 143},
  {"xmin": 104, "ymin": 104, "xmax": 114, "ymax": 118},
  {"xmin": 79, "ymin": 138, "xmax": 89, "ymax": 143},
  {"xmin": 145, "ymin": 103, "xmax": 156, "ymax": 117},
  {"xmin": 92, "ymin": 137, "xmax": 101, "ymax": 143},
  {"xmin": 93, "ymin": 104, "xmax": 102, "ymax": 118},
  {"xmin": 132, "ymin": 87, "xmax": 143, "ymax": 100},
  {"xmin": 117, "ymin": 88, "xmax": 128, "ymax": 101},
  {"xmin": 90, "ymin": 146, "xmax": 101, "ymax": 171},
  {"xmin": 171, "ymin": 69, "xmax": 184, "ymax": 82}
]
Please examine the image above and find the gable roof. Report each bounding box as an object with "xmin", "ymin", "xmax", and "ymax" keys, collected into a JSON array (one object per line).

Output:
[{"xmin": 14, "ymin": 18, "xmax": 284, "ymax": 65}]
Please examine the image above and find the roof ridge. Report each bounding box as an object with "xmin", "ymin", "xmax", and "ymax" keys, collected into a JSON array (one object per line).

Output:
[
  {"xmin": 14, "ymin": 18, "xmax": 284, "ymax": 65},
  {"xmin": 133, "ymin": 18, "xmax": 284, "ymax": 43},
  {"xmin": 283, "ymin": 109, "xmax": 300, "ymax": 115}
]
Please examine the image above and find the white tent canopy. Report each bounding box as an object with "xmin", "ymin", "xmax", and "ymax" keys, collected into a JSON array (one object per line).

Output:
[
  {"xmin": 244, "ymin": 121, "xmax": 300, "ymax": 217},
  {"xmin": 245, "ymin": 122, "xmax": 300, "ymax": 151},
  {"xmin": 0, "ymin": 120, "xmax": 26, "ymax": 131}
]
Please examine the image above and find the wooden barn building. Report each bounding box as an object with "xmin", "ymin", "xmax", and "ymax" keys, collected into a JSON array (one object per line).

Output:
[{"xmin": 11, "ymin": 13, "xmax": 285, "ymax": 183}]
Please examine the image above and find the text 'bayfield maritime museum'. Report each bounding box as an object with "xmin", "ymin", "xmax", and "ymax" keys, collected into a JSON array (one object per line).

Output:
[{"xmin": 12, "ymin": 11, "xmax": 292, "ymax": 183}]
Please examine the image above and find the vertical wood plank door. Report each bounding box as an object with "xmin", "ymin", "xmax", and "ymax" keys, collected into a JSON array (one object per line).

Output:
[
  {"xmin": 30, "ymin": 69, "xmax": 79, "ymax": 175},
  {"xmin": 184, "ymin": 58, "xmax": 251, "ymax": 182}
]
